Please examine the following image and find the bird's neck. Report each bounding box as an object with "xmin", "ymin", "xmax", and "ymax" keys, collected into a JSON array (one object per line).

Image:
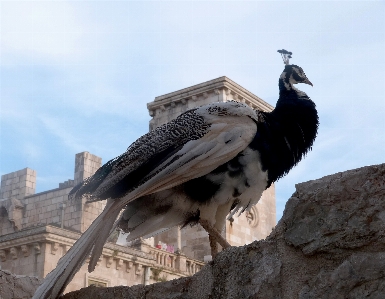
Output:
[
  {"xmin": 253, "ymin": 80, "xmax": 318, "ymax": 187},
  {"xmin": 274, "ymin": 78, "xmax": 317, "ymax": 130},
  {"xmin": 277, "ymin": 78, "xmax": 309, "ymax": 106}
]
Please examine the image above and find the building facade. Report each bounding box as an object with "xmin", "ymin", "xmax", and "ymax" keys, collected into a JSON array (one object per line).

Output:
[{"xmin": 0, "ymin": 77, "xmax": 275, "ymax": 293}]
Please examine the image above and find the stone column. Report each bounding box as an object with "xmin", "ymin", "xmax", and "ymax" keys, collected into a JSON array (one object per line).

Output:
[
  {"xmin": 74, "ymin": 152, "xmax": 102, "ymax": 185},
  {"xmin": 0, "ymin": 168, "xmax": 36, "ymax": 200},
  {"xmin": 175, "ymin": 253, "xmax": 187, "ymax": 272}
]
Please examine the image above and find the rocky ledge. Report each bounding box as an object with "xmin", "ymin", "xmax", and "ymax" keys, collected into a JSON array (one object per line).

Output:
[
  {"xmin": 0, "ymin": 270, "xmax": 41, "ymax": 299},
  {"xmin": 62, "ymin": 163, "xmax": 385, "ymax": 299}
]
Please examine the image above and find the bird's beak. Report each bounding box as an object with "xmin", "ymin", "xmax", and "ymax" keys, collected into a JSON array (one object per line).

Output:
[{"xmin": 304, "ymin": 78, "xmax": 313, "ymax": 87}]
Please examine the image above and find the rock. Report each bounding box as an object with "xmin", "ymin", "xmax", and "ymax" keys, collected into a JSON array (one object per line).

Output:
[
  {"xmin": 32, "ymin": 163, "xmax": 385, "ymax": 298},
  {"xmin": 0, "ymin": 270, "xmax": 41, "ymax": 299}
]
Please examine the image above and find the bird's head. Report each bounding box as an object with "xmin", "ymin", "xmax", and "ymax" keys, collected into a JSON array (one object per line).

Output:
[{"xmin": 280, "ymin": 64, "xmax": 313, "ymax": 91}]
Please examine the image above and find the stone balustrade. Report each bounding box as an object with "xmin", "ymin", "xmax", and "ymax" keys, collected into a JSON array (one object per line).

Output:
[{"xmin": 149, "ymin": 247, "xmax": 204, "ymax": 275}]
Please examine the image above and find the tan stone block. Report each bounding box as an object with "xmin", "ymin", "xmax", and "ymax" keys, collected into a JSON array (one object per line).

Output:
[
  {"xmin": 1, "ymin": 191, "xmax": 10, "ymax": 198},
  {"xmin": 45, "ymin": 192, "xmax": 54, "ymax": 199},
  {"xmin": 25, "ymin": 168, "xmax": 33, "ymax": 176},
  {"xmin": 52, "ymin": 196, "xmax": 64, "ymax": 204},
  {"xmin": 5, "ymin": 185, "xmax": 13, "ymax": 192},
  {"xmin": 16, "ymin": 169, "xmax": 27, "ymax": 176}
]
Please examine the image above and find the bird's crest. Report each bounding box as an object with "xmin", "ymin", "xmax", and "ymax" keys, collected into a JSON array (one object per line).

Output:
[{"xmin": 277, "ymin": 49, "xmax": 292, "ymax": 65}]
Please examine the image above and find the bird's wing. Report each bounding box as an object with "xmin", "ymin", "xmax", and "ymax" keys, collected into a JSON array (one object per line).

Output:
[
  {"xmin": 70, "ymin": 101, "xmax": 259, "ymax": 204},
  {"xmin": 82, "ymin": 102, "xmax": 258, "ymax": 272},
  {"xmin": 33, "ymin": 102, "xmax": 259, "ymax": 299}
]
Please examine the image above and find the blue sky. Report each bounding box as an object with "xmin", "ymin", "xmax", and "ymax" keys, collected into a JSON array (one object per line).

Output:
[{"xmin": 1, "ymin": 1, "xmax": 384, "ymax": 221}]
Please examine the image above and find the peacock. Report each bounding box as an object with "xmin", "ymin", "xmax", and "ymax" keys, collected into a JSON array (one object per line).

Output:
[{"xmin": 33, "ymin": 50, "xmax": 318, "ymax": 299}]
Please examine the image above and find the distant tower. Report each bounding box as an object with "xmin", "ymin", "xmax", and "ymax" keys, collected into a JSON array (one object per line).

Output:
[{"xmin": 147, "ymin": 77, "xmax": 276, "ymax": 261}]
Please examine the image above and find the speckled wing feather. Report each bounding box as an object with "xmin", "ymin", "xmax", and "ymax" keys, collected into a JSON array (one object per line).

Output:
[
  {"xmin": 69, "ymin": 108, "xmax": 211, "ymax": 202},
  {"xmin": 69, "ymin": 101, "xmax": 260, "ymax": 203}
]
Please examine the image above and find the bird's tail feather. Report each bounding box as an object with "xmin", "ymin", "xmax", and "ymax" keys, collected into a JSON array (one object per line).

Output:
[
  {"xmin": 88, "ymin": 204, "xmax": 120, "ymax": 272},
  {"xmin": 32, "ymin": 200, "xmax": 122, "ymax": 299}
]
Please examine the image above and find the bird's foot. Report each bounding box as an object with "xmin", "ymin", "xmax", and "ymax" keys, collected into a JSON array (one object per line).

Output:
[
  {"xmin": 209, "ymin": 234, "xmax": 219, "ymax": 258},
  {"xmin": 199, "ymin": 219, "xmax": 231, "ymax": 249}
]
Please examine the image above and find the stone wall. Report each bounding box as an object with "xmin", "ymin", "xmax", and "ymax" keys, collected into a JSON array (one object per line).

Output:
[
  {"xmin": 0, "ymin": 152, "xmax": 104, "ymax": 238},
  {"xmin": 62, "ymin": 163, "xmax": 385, "ymax": 299}
]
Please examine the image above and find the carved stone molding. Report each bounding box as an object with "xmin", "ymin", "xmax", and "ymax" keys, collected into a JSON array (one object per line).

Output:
[
  {"xmin": 106, "ymin": 256, "xmax": 113, "ymax": 268},
  {"xmin": 51, "ymin": 242, "xmax": 59, "ymax": 255},
  {"xmin": 0, "ymin": 250, "xmax": 6, "ymax": 261},
  {"xmin": 135, "ymin": 263, "xmax": 142, "ymax": 275},
  {"xmin": 21, "ymin": 245, "xmax": 30, "ymax": 257},
  {"xmin": 10, "ymin": 247, "xmax": 17, "ymax": 259},
  {"xmin": 116, "ymin": 258, "xmax": 123, "ymax": 270},
  {"xmin": 33, "ymin": 243, "xmax": 41, "ymax": 255},
  {"xmin": 126, "ymin": 261, "xmax": 133, "ymax": 273}
]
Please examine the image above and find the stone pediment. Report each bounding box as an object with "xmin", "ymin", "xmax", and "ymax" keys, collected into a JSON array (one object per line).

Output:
[{"xmin": 147, "ymin": 76, "xmax": 274, "ymax": 130}]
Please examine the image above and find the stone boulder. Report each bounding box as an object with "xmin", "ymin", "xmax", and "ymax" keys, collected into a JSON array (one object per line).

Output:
[
  {"xmin": 62, "ymin": 163, "xmax": 385, "ymax": 299},
  {"xmin": 0, "ymin": 270, "xmax": 41, "ymax": 299}
]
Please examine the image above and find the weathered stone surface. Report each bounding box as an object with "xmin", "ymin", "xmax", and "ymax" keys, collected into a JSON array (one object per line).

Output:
[
  {"xmin": 0, "ymin": 269, "xmax": 41, "ymax": 299},
  {"xmin": 5, "ymin": 163, "xmax": 382, "ymax": 299},
  {"xmin": 61, "ymin": 163, "xmax": 385, "ymax": 299}
]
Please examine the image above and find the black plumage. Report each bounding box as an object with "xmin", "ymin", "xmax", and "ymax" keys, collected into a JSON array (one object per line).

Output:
[
  {"xmin": 250, "ymin": 64, "xmax": 318, "ymax": 187},
  {"xmin": 33, "ymin": 54, "xmax": 318, "ymax": 299}
]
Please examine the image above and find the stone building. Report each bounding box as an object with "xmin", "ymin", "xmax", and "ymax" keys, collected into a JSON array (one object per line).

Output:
[{"xmin": 0, "ymin": 77, "xmax": 275, "ymax": 293}]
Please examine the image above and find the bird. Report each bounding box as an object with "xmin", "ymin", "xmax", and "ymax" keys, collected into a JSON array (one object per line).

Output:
[{"xmin": 33, "ymin": 51, "xmax": 318, "ymax": 299}]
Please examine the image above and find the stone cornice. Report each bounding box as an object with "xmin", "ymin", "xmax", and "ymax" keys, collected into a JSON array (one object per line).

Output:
[
  {"xmin": 0, "ymin": 225, "xmax": 148, "ymax": 259},
  {"xmin": 147, "ymin": 76, "xmax": 274, "ymax": 114}
]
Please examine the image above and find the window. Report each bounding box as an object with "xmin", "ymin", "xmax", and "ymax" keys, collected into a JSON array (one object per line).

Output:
[{"xmin": 88, "ymin": 278, "xmax": 108, "ymax": 288}]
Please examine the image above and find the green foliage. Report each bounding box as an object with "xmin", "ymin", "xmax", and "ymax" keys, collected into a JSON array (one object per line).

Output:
[{"xmin": 150, "ymin": 267, "xmax": 167, "ymax": 282}]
